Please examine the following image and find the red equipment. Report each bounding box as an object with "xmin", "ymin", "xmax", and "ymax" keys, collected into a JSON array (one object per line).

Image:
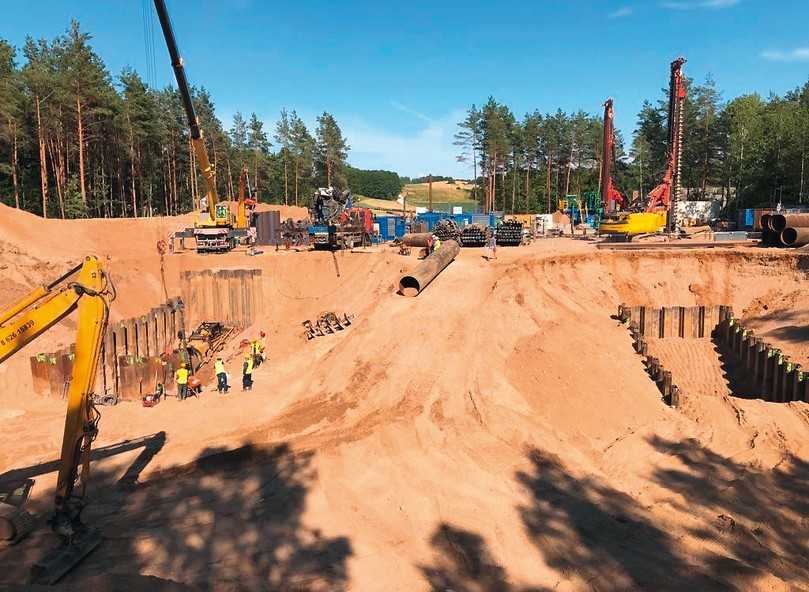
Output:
[
  {"xmin": 600, "ymin": 98, "xmax": 626, "ymax": 213},
  {"xmin": 339, "ymin": 207, "xmax": 374, "ymax": 234},
  {"xmin": 646, "ymin": 57, "xmax": 687, "ymax": 231}
]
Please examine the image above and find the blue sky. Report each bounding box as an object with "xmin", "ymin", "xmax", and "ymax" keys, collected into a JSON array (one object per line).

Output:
[{"xmin": 2, "ymin": 0, "xmax": 808, "ymax": 178}]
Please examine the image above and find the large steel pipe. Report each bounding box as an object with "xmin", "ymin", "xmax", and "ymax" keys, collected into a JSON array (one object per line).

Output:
[
  {"xmin": 781, "ymin": 227, "xmax": 809, "ymax": 247},
  {"xmin": 771, "ymin": 213, "xmax": 809, "ymax": 232},
  {"xmin": 399, "ymin": 240, "xmax": 460, "ymax": 297},
  {"xmin": 402, "ymin": 233, "xmax": 433, "ymax": 247}
]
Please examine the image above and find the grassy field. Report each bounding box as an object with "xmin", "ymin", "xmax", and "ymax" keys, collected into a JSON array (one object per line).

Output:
[
  {"xmin": 355, "ymin": 196, "xmax": 417, "ymax": 213},
  {"xmin": 404, "ymin": 181, "xmax": 479, "ymax": 212},
  {"xmin": 357, "ymin": 181, "xmax": 480, "ymax": 214}
]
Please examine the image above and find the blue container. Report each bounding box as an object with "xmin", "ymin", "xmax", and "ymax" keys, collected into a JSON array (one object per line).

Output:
[
  {"xmin": 376, "ymin": 215, "xmax": 401, "ymax": 241},
  {"xmin": 394, "ymin": 217, "xmax": 406, "ymax": 238}
]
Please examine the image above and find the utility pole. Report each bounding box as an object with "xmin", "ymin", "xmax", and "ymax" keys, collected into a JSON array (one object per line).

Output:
[{"xmin": 428, "ymin": 174, "xmax": 433, "ymax": 212}]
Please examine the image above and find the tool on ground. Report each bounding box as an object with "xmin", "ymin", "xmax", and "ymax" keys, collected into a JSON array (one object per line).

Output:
[
  {"xmin": 303, "ymin": 312, "xmax": 354, "ymax": 339},
  {"xmin": 142, "ymin": 383, "xmax": 165, "ymax": 407},
  {"xmin": 0, "ymin": 256, "xmax": 115, "ymax": 583}
]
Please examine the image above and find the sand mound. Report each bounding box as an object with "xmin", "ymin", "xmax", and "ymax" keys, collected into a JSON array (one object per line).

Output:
[{"xmin": 0, "ymin": 209, "xmax": 808, "ymax": 590}]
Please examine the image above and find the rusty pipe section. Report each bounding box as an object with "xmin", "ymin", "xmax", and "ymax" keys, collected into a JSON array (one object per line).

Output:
[
  {"xmin": 402, "ymin": 233, "xmax": 433, "ymax": 247},
  {"xmin": 771, "ymin": 213, "xmax": 809, "ymax": 232},
  {"xmin": 781, "ymin": 227, "xmax": 809, "ymax": 247},
  {"xmin": 398, "ymin": 240, "xmax": 460, "ymax": 297}
]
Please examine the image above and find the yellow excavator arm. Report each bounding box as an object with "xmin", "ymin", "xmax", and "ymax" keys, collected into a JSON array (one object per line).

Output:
[{"xmin": 0, "ymin": 255, "xmax": 115, "ymax": 583}]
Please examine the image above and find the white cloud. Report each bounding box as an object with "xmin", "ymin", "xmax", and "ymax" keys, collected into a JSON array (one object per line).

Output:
[
  {"xmin": 342, "ymin": 108, "xmax": 469, "ymax": 178},
  {"xmin": 761, "ymin": 48, "xmax": 809, "ymax": 63},
  {"xmin": 662, "ymin": 0, "xmax": 739, "ymax": 9},
  {"xmin": 609, "ymin": 6, "xmax": 633, "ymax": 18}
]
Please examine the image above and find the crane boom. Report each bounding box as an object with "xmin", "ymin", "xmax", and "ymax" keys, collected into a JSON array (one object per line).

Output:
[{"xmin": 153, "ymin": 0, "xmax": 222, "ymax": 224}]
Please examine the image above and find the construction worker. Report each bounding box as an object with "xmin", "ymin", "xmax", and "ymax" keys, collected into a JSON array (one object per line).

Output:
[
  {"xmin": 258, "ymin": 331, "xmax": 267, "ymax": 362},
  {"xmin": 175, "ymin": 362, "xmax": 189, "ymax": 401},
  {"xmin": 214, "ymin": 356, "xmax": 228, "ymax": 393},
  {"xmin": 487, "ymin": 232, "xmax": 497, "ymax": 260},
  {"xmin": 250, "ymin": 338, "xmax": 261, "ymax": 368},
  {"xmin": 242, "ymin": 353, "xmax": 254, "ymax": 391},
  {"xmin": 432, "ymin": 235, "xmax": 441, "ymax": 253}
]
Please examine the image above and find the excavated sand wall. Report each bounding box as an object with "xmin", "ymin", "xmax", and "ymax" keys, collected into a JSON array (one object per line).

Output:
[
  {"xmin": 622, "ymin": 303, "xmax": 809, "ymax": 405},
  {"xmin": 180, "ymin": 269, "xmax": 263, "ymax": 330},
  {"xmin": 620, "ymin": 304, "xmax": 733, "ymax": 407},
  {"xmin": 715, "ymin": 316, "xmax": 809, "ymax": 403},
  {"xmin": 619, "ymin": 304, "xmax": 724, "ymax": 339}
]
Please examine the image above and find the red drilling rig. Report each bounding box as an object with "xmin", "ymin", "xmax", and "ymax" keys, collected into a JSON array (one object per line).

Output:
[
  {"xmin": 647, "ymin": 57, "xmax": 687, "ymax": 232},
  {"xmin": 600, "ymin": 98, "xmax": 626, "ymax": 213},
  {"xmin": 599, "ymin": 57, "xmax": 687, "ymax": 237}
]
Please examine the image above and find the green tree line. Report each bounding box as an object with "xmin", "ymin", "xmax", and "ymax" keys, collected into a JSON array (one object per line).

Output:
[
  {"xmin": 346, "ymin": 166, "xmax": 402, "ymax": 199},
  {"xmin": 0, "ymin": 21, "xmax": 355, "ymax": 218},
  {"xmin": 457, "ymin": 76, "xmax": 809, "ymax": 214}
]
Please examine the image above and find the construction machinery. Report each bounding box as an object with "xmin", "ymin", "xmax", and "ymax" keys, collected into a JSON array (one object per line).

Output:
[
  {"xmin": 309, "ymin": 187, "xmax": 373, "ymax": 249},
  {"xmin": 0, "ymin": 256, "xmax": 115, "ymax": 583},
  {"xmin": 153, "ymin": 0, "xmax": 252, "ymax": 253},
  {"xmin": 599, "ymin": 98, "xmax": 626, "ymax": 214},
  {"xmin": 236, "ymin": 166, "xmax": 257, "ymax": 232},
  {"xmin": 600, "ymin": 58, "xmax": 687, "ymax": 238}
]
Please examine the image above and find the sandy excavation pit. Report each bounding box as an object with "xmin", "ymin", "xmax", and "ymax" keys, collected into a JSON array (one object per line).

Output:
[{"xmin": 1, "ymin": 204, "xmax": 809, "ymax": 591}]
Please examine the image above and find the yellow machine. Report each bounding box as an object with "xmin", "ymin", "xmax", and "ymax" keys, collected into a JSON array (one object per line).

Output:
[
  {"xmin": 599, "ymin": 211, "xmax": 668, "ymax": 235},
  {"xmin": 599, "ymin": 58, "xmax": 687, "ymax": 239},
  {"xmin": 236, "ymin": 166, "xmax": 257, "ymax": 231},
  {"xmin": 153, "ymin": 0, "xmax": 252, "ymax": 253},
  {"xmin": 0, "ymin": 256, "xmax": 115, "ymax": 583}
]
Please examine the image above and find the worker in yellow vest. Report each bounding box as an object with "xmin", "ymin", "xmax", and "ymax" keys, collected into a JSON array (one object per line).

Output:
[
  {"xmin": 175, "ymin": 362, "xmax": 189, "ymax": 401},
  {"xmin": 251, "ymin": 339, "xmax": 262, "ymax": 368},
  {"xmin": 242, "ymin": 353, "xmax": 254, "ymax": 391},
  {"xmin": 214, "ymin": 356, "xmax": 229, "ymax": 393}
]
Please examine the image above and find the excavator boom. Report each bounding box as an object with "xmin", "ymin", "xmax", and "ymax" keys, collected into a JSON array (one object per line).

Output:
[{"xmin": 0, "ymin": 256, "xmax": 114, "ymax": 583}]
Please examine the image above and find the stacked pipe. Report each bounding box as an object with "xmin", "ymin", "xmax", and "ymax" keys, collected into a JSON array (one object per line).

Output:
[
  {"xmin": 459, "ymin": 224, "xmax": 491, "ymax": 247},
  {"xmin": 770, "ymin": 213, "xmax": 809, "ymax": 248},
  {"xmin": 495, "ymin": 220, "xmax": 523, "ymax": 246},
  {"xmin": 433, "ymin": 219, "xmax": 461, "ymax": 243}
]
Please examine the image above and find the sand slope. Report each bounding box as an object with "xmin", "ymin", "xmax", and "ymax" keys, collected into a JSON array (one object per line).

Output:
[{"xmin": 0, "ymin": 205, "xmax": 807, "ymax": 590}]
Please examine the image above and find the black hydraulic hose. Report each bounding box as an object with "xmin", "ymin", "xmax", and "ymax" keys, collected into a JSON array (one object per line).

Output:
[{"xmin": 47, "ymin": 262, "xmax": 84, "ymax": 291}]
